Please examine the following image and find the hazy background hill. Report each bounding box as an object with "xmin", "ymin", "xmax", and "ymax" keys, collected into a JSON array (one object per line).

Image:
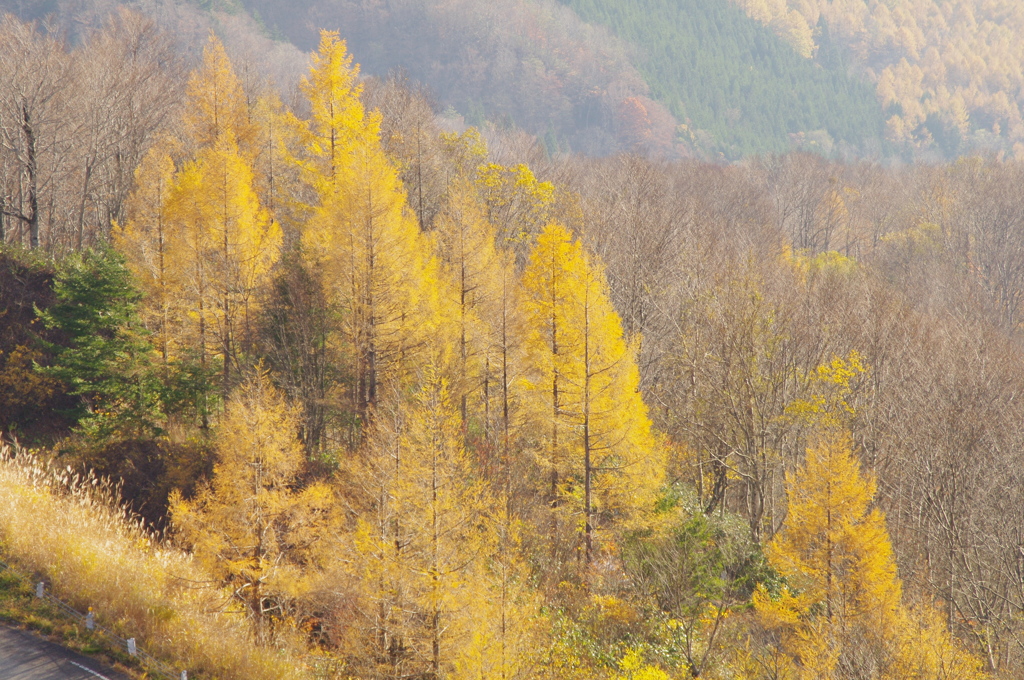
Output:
[
  {"xmin": 230, "ymin": 0, "xmax": 893, "ymax": 158},
  {"xmin": 238, "ymin": 0, "xmax": 673, "ymax": 156},
  {"xmin": 561, "ymin": 0, "xmax": 886, "ymax": 158},
  {"xmin": 1, "ymin": 0, "xmax": 1020, "ymax": 159},
  {"xmin": 731, "ymin": 0, "xmax": 1024, "ymax": 158}
]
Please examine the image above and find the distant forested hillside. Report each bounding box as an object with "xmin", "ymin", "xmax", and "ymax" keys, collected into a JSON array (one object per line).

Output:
[
  {"xmin": 237, "ymin": 0, "xmax": 675, "ymax": 156},
  {"xmin": 237, "ymin": 0, "xmax": 894, "ymax": 158},
  {"xmin": 561, "ymin": 0, "xmax": 887, "ymax": 158},
  {"xmin": 0, "ymin": 0, "xmax": 308, "ymax": 87},
  {"xmin": 2, "ymin": 0, "xmax": 1021, "ymax": 158},
  {"xmin": 731, "ymin": 0, "xmax": 1024, "ymax": 157}
]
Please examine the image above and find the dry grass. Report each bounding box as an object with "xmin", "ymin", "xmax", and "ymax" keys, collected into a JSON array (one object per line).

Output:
[{"xmin": 0, "ymin": 440, "xmax": 312, "ymax": 679}]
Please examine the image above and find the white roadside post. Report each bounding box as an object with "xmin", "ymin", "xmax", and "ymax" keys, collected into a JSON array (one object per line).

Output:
[
  {"xmin": 35, "ymin": 582, "xmax": 43, "ymax": 598},
  {"xmin": 127, "ymin": 638, "xmax": 137, "ymax": 656}
]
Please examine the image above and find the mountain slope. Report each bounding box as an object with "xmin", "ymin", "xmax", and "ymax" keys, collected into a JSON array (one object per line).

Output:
[
  {"xmin": 4, "ymin": 0, "xmax": 1017, "ymax": 159},
  {"xmin": 239, "ymin": 0, "xmax": 672, "ymax": 156},
  {"xmin": 563, "ymin": 0, "xmax": 887, "ymax": 158},
  {"xmin": 731, "ymin": 0, "xmax": 1024, "ymax": 157}
]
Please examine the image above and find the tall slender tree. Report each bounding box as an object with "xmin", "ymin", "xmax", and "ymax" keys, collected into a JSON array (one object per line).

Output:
[
  {"xmin": 521, "ymin": 223, "xmax": 662, "ymax": 564},
  {"xmin": 181, "ymin": 34, "xmax": 259, "ymax": 157},
  {"xmin": 432, "ymin": 179, "xmax": 520, "ymax": 438},
  {"xmin": 118, "ymin": 36, "xmax": 281, "ymax": 408},
  {"xmin": 347, "ymin": 370, "xmax": 524, "ymax": 678},
  {"xmin": 298, "ymin": 31, "xmax": 455, "ymax": 433},
  {"xmin": 115, "ymin": 145, "xmax": 177, "ymax": 363}
]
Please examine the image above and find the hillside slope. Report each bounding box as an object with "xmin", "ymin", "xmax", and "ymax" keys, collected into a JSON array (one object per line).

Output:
[
  {"xmin": 731, "ymin": 0, "xmax": 1024, "ymax": 157},
  {"xmin": 238, "ymin": 0, "xmax": 672, "ymax": 156},
  {"xmin": 562, "ymin": 0, "xmax": 887, "ymax": 158},
  {"xmin": 2, "ymin": 0, "xmax": 1018, "ymax": 159}
]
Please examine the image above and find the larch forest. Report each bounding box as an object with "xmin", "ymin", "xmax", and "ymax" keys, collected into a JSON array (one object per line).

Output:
[{"xmin": 2, "ymin": 1, "xmax": 1024, "ymax": 679}]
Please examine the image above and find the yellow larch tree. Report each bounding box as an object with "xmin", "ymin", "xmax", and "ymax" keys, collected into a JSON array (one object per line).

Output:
[
  {"xmin": 340, "ymin": 399, "xmax": 414, "ymax": 676},
  {"xmin": 433, "ymin": 133, "xmax": 533, "ymax": 498},
  {"xmin": 298, "ymin": 30, "xmax": 366, "ymax": 200},
  {"xmin": 393, "ymin": 372, "xmax": 492, "ymax": 678},
  {"xmin": 521, "ymin": 221, "xmax": 583, "ymax": 560},
  {"xmin": 454, "ymin": 504, "xmax": 546, "ymax": 680},
  {"xmin": 170, "ymin": 368, "xmax": 332, "ymax": 646},
  {"xmin": 490, "ymin": 251, "xmax": 530, "ymax": 501},
  {"xmin": 303, "ymin": 150, "xmax": 450, "ymax": 429},
  {"xmin": 250, "ymin": 90, "xmax": 308, "ymax": 239},
  {"xmin": 298, "ymin": 31, "xmax": 455, "ymax": 431},
  {"xmin": 753, "ymin": 432, "xmax": 986, "ymax": 679},
  {"xmin": 346, "ymin": 370, "xmax": 523, "ymax": 678},
  {"xmin": 114, "ymin": 143, "xmax": 177, "ymax": 364},
  {"xmin": 118, "ymin": 36, "xmax": 281, "ymax": 410},
  {"xmin": 163, "ymin": 134, "xmax": 282, "ymax": 398},
  {"xmin": 182, "ymin": 33, "xmax": 259, "ymax": 157},
  {"xmin": 432, "ymin": 178, "xmax": 524, "ymax": 445},
  {"xmin": 429, "ymin": 178, "xmax": 544, "ymax": 671},
  {"xmin": 521, "ymin": 222, "xmax": 663, "ymax": 564}
]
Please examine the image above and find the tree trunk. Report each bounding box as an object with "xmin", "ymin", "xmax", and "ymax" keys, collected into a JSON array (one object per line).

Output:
[
  {"xmin": 583, "ymin": 285, "xmax": 593, "ymax": 564},
  {"xmin": 22, "ymin": 100, "xmax": 39, "ymax": 250}
]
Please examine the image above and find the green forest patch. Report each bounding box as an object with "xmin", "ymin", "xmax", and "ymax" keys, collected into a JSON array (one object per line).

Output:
[{"xmin": 562, "ymin": 0, "xmax": 888, "ymax": 158}]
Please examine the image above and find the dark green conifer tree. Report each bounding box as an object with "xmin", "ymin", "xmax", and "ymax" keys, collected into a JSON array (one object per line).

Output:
[{"xmin": 37, "ymin": 244, "xmax": 165, "ymax": 440}]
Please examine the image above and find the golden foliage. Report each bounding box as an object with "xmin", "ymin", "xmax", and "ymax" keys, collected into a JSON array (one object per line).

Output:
[
  {"xmin": 477, "ymin": 162, "xmax": 556, "ymax": 251},
  {"xmin": 432, "ymin": 178, "xmax": 524, "ymax": 439},
  {"xmin": 755, "ymin": 432, "xmax": 987, "ymax": 679},
  {"xmin": 170, "ymin": 368, "xmax": 331, "ymax": 645},
  {"xmin": 299, "ymin": 30, "xmax": 369, "ymax": 198},
  {"xmin": 786, "ymin": 349, "xmax": 869, "ymax": 429},
  {"xmin": 183, "ymin": 34, "xmax": 259, "ymax": 154},
  {"xmin": 298, "ymin": 32, "xmax": 455, "ymax": 423},
  {"xmin": 118, "ymin": 42, "xmax": 281, "ymax": 393},
  {"xmin": 521, "ymin": 223, "xmax": 663, "ymax": 556},
  {"xmin": 115, "ymin": 145, "xmax": 177, "ymax": 360},
  {"xmin": 345, "ymin": 370, "xmax": 542, "ymax": 678},
  {"xmin": 615, "ymin": 648, "xmax": 670, "ymax": 680},
  {"xmin": 160, "ymin": 134, "xmax": 281, "ymax": 374}
]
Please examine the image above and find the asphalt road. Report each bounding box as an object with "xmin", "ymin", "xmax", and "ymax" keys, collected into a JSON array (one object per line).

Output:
[{"xmin": 0, "ymin": 625, "xmax": 130, "ymax": 680}]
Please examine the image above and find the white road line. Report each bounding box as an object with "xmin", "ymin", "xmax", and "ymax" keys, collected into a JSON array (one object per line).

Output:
[{"xmin": 68, "ymin": 660, "xmax": 114, "ymax": 680}]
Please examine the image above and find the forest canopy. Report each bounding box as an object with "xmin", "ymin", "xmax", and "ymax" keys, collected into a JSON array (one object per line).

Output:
[{"xmin": 2, "ymin": 7, "xmax": 1024, "ymax": 680}]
